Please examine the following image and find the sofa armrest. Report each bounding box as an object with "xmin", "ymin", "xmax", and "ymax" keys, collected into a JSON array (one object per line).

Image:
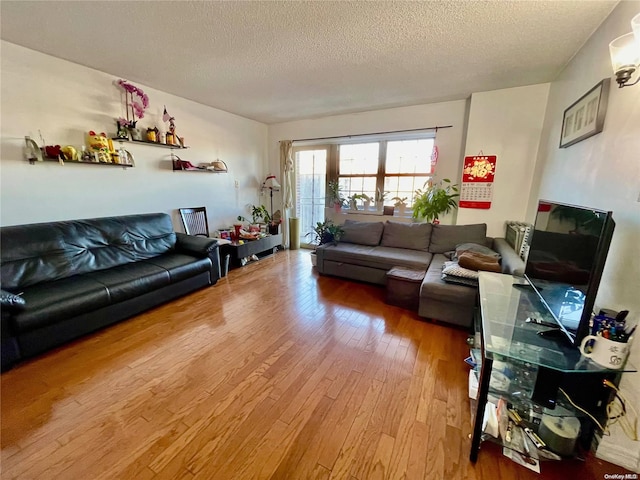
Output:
[
  {"xmin": 492, "ymin": 238, "xmax": 525, "ymax": 276},
  {"xmin": 176, "ymin": 233, "xmax": 219, "ymax": 256},
  {"xmin": 175, "ymin": 233, "xmax": 220, "ymax": 284}
]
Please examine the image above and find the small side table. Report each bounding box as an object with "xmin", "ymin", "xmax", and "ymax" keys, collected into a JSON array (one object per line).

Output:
[{"xmin": 220, "ymin": 233, "xmax": 282, "ymax": 269}]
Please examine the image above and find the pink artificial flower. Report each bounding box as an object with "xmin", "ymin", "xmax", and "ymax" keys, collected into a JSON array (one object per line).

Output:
[{"xmin": 117, "ymin": 79, "xmax": 149, "ymax": 121}]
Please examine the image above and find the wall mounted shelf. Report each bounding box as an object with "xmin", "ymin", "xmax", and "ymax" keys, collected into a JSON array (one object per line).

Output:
[
  {"xmin": 113, "ymin": 138, "xmax": 189, "ymax": 149},
  {"xmin": 29, "ymin": 158, "xmax": 133, "ymax": 169},
  {"xmin": 171, "ymin": 154, "xmax": 227, "ymax": 173}
]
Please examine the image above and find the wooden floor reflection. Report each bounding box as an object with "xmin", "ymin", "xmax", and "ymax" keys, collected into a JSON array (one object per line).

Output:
[{"xmin": 0, "ymin": 249, "xmax": 630, "ymax": 479}]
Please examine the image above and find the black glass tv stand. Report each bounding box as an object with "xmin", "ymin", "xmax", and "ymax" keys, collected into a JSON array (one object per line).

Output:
[{"xmin": 469, "ymin": 272, "xmax": 636, "ymax": 465}]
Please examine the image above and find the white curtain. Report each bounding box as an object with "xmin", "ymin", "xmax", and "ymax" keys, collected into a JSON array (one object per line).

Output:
[{"xmin": 279, "ymin": 140, "xmax": 294, "ymax": 248}]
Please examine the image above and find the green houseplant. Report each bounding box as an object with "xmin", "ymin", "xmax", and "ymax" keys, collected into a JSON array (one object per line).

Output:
[
  {"xmin": 347, "ymin": 193, "xmax": 370, "ymax": 210},
  {"xmin": 250, "ymin": 205, "xmax": 271, "ymax": 224},
  {"xmin": 307, "ymin": 219, "xmax": 344, "ymax": 266},
  {"xmin": 412, "ymin": 179, "xmax": 459, "ymax": 223},
  {"xmin": 307, "ymin": 219, "xmax": 344, "ymax": 246},
  {"xmin": 327, "ymin": 180, "xmax": 345, "ymax": 211}
]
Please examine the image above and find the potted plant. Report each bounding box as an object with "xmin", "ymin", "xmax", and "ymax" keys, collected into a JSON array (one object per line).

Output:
[
  {"xmin": 412, "ymin": 178, "xmax": 459, "ymax": 223},
  {"xmin": 327, "ymin": 180, "xmax": 345, "ymax": 212},
  {"xmin": 306, "ymin": 219, "xmax": 344, "ymax": 266},
  {"xmin": 374, "ymin": 188, "xmax": 388, "ymax": 211},
  {"xmin": 250, "ymin": 205, "xmax": 270, "ymax": 225},
  {"xmin": 391, "ymin": 196, "xmax": 408, "ymax": 216},
  {"xmin": 348, "ymin": 193, "xmax": 370, "ymax": 211}
]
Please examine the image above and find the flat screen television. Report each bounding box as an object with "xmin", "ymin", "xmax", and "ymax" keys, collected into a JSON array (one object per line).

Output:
[{"xmin": 524, "ymin": 200, "xmax": 615, "ymax": 346}]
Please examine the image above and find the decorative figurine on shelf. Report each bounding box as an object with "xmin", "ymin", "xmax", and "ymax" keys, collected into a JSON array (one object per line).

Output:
[
  {"xmin": 86, "ymin": 131, "xmax": 112, "ymax": 163},
  {"xmin": 44, "ymin": 145, "xmax": 62, "ymax": 159},
  {"xmin": 146, "ymin": 127, "xmax": 159, "ymax": 142},
  {"xmin": 115, "ymin": 118, "xmax": 130, "ymax": 139},
  {"xmin": 162, "ymin": 106, "xmax": 177, "ymax": 146},
  {"xmin": 60, "ymin": 145, "xmax": 78, "ymax": 161}
]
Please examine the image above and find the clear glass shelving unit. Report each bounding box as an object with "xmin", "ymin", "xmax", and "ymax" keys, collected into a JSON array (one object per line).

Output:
[{"xmin": 470, "ymin": 272, "xmax": 636, "ymax": 463}]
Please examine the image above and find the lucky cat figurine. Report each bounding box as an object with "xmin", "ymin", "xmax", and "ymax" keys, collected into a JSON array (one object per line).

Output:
[{"xmin": 86, "ymin": 131, "xmax": 112, "ymax": 163}]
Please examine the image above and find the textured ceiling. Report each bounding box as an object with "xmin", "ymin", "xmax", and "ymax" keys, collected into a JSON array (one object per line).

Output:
[{"xmin": 1, "ymin": 1, "xmax": 617, "ymax": 124}]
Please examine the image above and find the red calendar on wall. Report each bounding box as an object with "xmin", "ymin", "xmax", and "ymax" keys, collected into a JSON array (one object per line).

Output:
[{"xmin": 459, "ymin": 155, "xmax": 497, "ymax": 209}]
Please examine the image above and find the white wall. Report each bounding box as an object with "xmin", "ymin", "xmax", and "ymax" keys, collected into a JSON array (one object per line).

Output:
[
  {"xmin": 530, "ymin": 2, "xmax": 640, "ymax": 472},
  {"xmin": 0, "ymin": 41, "xmax": 268, "ymax": 231},
  {"xmin": 457, "ymin": 84, "xmax": 550, "ymax": 236},
  {"xmin": 268, "ymin": 86, "xmax": 551, "ymax": 239},
  {"xmin": 267, "ymin": 99, "xmax": 469, "ymax": 224}
]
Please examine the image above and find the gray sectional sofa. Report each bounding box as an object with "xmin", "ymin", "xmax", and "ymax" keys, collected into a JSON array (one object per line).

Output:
[{"xmin": 316, "ymin": 220, "xmax": 524, "ymax": 328}]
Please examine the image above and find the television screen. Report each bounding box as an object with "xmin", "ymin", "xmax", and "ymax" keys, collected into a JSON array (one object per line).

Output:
[{"xmin": 524, "ymin": 200, "xmax": 615, "ymax": 345}]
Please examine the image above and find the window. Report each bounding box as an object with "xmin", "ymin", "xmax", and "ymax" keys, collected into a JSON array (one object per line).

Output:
[
  {"xmin": 294, "ymin": 147, "xmax": 327, "ymax": 247},
  {"xmin": 337, "ymin": 137, "xmax": 435, "ymax": 207},
  {"xmin": 338, "ymin": 143, "xmax": 379, "ymax": 202},
  {"xmin": 293, "ymin": 134, "xmax": 436, "ymax": 229}
]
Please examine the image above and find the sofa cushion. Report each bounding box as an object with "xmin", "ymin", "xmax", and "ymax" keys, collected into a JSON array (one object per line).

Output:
[
  {"xmin": 441, "ymin": 274, "xmax": 479, "ymax": 287},
  {"xmin": 142, "ymin": 253, "xmax": 212, "ymax": 282},
  {"xmin": 12, "ymin": 276, "xmax": 111, "ymax": 332},
  {"xmin": 454, "ymin": 242, "xmax": 500, "ymax": 260},
  {"xmin": 420, "ymin": 254, "xmax": 477, "ymax": 305},
  {"xmin": 442, "ymin": 261, "xmax": 479, "ymax": 280},
  {"xmin": 381, "ymin": 222, "xmax": 432, "ymax": 251},
  {"xmin": 457, "ymin": 251, "xmax": 501, "ymax": 273},
  {"xmin": 0, "ymin": 213, "xmax": 177, "ymax": 290},
  {"xmin": 429, "ymin": 224, "xmax": 487, "ymax": 254},
  {"xmin": 320, "ymin": 243, "xmax": 432, "ymax": 271},
  {"xmin": 340, "ymin": 220, "xmax": 384, "ymax": 246},
  {"xmin": 82, "ymin": 262, "xmax": 170, "ymax": 303}
]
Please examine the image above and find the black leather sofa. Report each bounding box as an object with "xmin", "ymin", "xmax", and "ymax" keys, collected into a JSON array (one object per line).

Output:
[{"xmin": 0, "ymin": 213, "xmax": 220, "ymax": 371}]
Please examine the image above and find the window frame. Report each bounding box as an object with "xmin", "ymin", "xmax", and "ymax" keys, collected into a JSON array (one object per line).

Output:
[{"xmin": 329, "ymin": 135, "xmax": 436, "ymax": 208}]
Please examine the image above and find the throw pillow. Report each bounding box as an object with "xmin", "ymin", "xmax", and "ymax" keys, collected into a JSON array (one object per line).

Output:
[
  {"xmin": 441, "ymin": 273, "xmax": 479, "ymax": 287},
  {"xmin": 458, "ymin": 251, "xmax": 502, "ymax": 273},
  {"xmin": 340, "ymin": 220, "xmax": 385, "ymax": 246},
  {"xmin": 454, "ymin": 242, "xmax": 501, "ymax": 261},
  {"xmin": 429, "ymin": 224, "xmax": 487, "ymax": 254},
  {"xmin": 380, "ymin": 221, "xmax": 432, "ymax": 251},
  {"xmin": 441, "ymin": 261, "xmax": 479, "ymax": 279}
]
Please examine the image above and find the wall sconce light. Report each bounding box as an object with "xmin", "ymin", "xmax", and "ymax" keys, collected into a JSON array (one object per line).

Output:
[
  {"xmin": 609, "ymin": 12, "xmax": 640, "ymax": 87},
  {"xmin": 261, "ymin": 174, "xmax": 281, "ymax": 218}
]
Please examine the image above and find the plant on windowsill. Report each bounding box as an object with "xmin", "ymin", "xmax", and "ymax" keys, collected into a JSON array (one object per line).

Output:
[
  {"xmin": 391, "ymin": 196, "xmax": 408, "ymax": 216},
  {"xmin": 412, "ymin": 178, "xmax": 459, "ymax": 224},
  {"xmin": 306, "ymin": 219, "xmax": 344, "ymax": 267},
  {"xmin": 327, "ymin": 179, "xmax": 345, "ymax": 212},
  {"xmin": 347, "ymin": 193, "xmax": 370, "ymax": 211},
  {"xmin": 375, "ymin": 188, "xmax": 389, "ymax": 211}
]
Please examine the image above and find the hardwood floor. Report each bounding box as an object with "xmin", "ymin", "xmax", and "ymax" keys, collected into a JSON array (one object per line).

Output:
[{"xmin": 0, "ymin": 250, "xmax": 631, "ymax": 479}]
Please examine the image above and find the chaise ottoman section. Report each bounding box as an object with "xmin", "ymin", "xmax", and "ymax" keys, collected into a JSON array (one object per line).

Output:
[{"xmin": 418, "ymin": 254, "xmax": 477, "ymax": 328}]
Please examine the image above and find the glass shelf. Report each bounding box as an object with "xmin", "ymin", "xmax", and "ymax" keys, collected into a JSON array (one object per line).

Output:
[
  {"xmin": 479, "ymin": 272, "xmax": 636, "ymax": 373},
  {"xmin": 113, "ymin": 138, "xmax": 189, "ymax": 149},
  {"xmin": 471, "ymin": 272, "xmax": 636, "ymax": 465}
]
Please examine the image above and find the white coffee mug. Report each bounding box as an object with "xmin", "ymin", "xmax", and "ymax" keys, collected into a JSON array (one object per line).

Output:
[{"xmin": 579, "ymin": 335, "xmax": 630, "ymax": 370}]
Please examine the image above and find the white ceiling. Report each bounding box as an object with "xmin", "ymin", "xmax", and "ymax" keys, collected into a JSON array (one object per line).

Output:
[{"xmin": 1, "ymin": 1, "xmax": 618, "ymax": 124}]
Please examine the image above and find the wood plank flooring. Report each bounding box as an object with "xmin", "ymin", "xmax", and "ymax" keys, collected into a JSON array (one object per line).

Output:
[{"xmin": 0, "ymin": 250, "xmax": 631, "ymax": 479}]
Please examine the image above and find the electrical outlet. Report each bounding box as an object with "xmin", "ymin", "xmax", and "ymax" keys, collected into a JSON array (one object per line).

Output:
[{"xmin": 235, "ymin": 180, "xmax": 239, "ymax": 188}]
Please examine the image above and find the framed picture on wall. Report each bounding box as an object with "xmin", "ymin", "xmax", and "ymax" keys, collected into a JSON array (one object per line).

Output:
[{"xmin": 559, "ymin": 79, "xmax": 610, "ymax": 148}]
